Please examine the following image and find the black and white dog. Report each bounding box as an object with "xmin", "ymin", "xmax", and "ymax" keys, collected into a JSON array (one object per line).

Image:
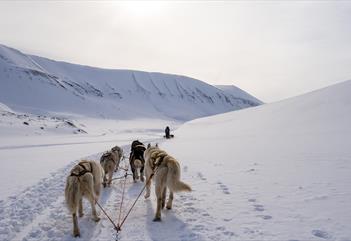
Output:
[{"xmin": 129, "ymin": 140, "xmax": 146, "ymax": 182}]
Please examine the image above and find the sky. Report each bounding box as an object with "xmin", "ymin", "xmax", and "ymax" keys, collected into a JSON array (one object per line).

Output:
[{"xmin": 0, "ymin": 1, "xmax": 350, "ymax": 102}]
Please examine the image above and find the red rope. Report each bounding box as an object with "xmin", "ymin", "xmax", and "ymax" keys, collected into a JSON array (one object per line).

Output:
[
  {"xmin": 116, "ymin": 171, "xmax": 128, "ymax": 231},
  {"xmin": 117, "ymin": 169, "xmax": 157, "ymax": 231},
  {"xmin": 78, "ymin": 177, "xmax": 118, "ymax": 231}
]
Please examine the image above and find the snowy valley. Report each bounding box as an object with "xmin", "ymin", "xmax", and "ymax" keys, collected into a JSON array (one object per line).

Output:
[{"xmin": 0, "ymin": 43, "xmax": 350, "ymax": 241}]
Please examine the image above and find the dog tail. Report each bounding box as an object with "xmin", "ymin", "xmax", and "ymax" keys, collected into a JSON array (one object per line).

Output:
[
  {"xmin": 166, "ymin": 159, "xmax": 191, "ymax": 192},
  {"xmin": 134, "ymin": 159, "xmax": 143, "ymax": 168},
  {"xmin": 65, "ymin": 176, "xmax": 80, "ymax": 214}
]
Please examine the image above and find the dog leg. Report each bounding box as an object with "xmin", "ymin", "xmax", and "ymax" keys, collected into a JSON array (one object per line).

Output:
[
  {"xmin": 88, "ymin": 193, "xmax": 100, "ymax": 222},
  {"xmin": 144, "ymin": 169, "xmax": 151, "ymax": 198},
  {"xmin": 161, "ymin": 186, "xmax": 167, "ymax": 209},
  {"xmin": 140, "ymin": 166, "xmax": 145, "ymax": 182},
  {"xmin": 131, "ymin": 167, "xmax": 137, "ymax": 182},
  {"xmin": 107, "ymin": 170, "xmax": 113, "ymax": 186},
  {"xmin": 153, "ymin": 184, "xmax": 162, "ymax": 221},
  {"xmin": 166, "ymin": 191, "xmax": 174, "ymax": 210},
  {"xmin": 103, "ymin": 173, "xmax": 107, "ymax": 188},
  {"xmin": 78, "ymin": 198, "xmax": 84, "ymax": 217},
  {"xmin": 72, "ymin": 213, "xmax": 80, "ymax": 237},
  {"xmin": 135, "ymin": 167, "xmax": 140, "ymax": 180}
]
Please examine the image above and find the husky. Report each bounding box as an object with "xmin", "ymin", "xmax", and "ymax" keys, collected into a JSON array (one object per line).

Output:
[
  {"xmin": 65, "ymin": 160, "xmax": 104, "ymax": 237},
  {"xmin": 144, "ymin": 144, "xmax": 191, "ymax": 221},
  {"xmin": 100, "ymin": 146, "xmax": 123, "ymax": 187},
  {"xmin": 111, "ymin": 145, "xmax": 123, "ymax": 172},
  {"xmin": 129, "ymin": 140, "xmax": 146, "ymax": 182}
]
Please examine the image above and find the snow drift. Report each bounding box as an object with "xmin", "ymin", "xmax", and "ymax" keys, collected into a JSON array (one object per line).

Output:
[{"xmin": 161, "ymin": 79, "xmax": 351, "ymax": 240}]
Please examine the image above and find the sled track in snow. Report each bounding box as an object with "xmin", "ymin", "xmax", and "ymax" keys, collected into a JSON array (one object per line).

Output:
[
  {"xmin": 0, "ymin": 148, "xmax": 235, "ymax": 241},
  {"xmin": 0, "ymin": 161, "xmax": 75, "ymax": 241}
]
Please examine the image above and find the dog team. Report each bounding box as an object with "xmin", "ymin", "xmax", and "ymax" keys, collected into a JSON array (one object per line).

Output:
[{"xmin": 64, "ymin": 140, "xmax": 191, "ymax": 237}]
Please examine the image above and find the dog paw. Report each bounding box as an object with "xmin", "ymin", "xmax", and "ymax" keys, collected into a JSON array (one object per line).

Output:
[
  {"xmin": 144, "ymin": 191, "xmax": 150, "ymax": 198},
  {"xmin": 73, "ymin": 230, "xmax": 80, "ymax": 237},
  {"xmin": 92, "ymin": 216, "xmax": 100, "ymax": 222},
  {"xmin": 79, "ymin": 213, "xmax": 84, "ymax": 218},
  {"xmin": 166, "ymin": 206, "xmax": 172, "ymax": 210},
  {"xmin": 153, "ymin": 217, "xmax": 161, "ymax": 222}
]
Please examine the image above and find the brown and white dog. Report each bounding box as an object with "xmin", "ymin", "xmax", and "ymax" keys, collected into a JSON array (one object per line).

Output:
[
  {"xmin": 65, "ymin": 160, "xmax": 104, "ymax": 237},
  {"xmin": 144, "ymin": 144, "xmax": 191, "ymax": 221},
  {"xmin": 100, "ymin": 145, "xmax": 123, "ymax": 187}
]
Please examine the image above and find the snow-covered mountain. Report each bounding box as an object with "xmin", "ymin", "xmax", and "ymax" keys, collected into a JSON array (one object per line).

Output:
[
  {"xmin": 0, "ymin": 44, "xmax": 261, "ymax": 121},
  {"xmin": 215, "ymin": 84, "xmax": 263, "ymax": 105}
]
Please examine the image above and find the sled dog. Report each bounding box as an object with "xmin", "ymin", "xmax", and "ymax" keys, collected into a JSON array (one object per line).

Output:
[
  {"xmin": 100, "ymin": 146, "xmax": 123, "ymax": 187},
  {"xmin": 65, "ymin": 160, "xmax": 104, "ymax": 237},
  {"xmin": 144, "ymin": 144, "xmax": 191, "ymax": 221},
  {"xmin": 111, "ymin": 145, "xmax": 123, "ymax": 172},
  {"xmin": 129, "ymin": 140, "xmax": 146, "ymax": 182}
]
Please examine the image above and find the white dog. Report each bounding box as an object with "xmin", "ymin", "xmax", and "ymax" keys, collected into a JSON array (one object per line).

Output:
[
  {"xmin": 144, "ymin": 144, "xmax": 191, "ymax": 221},
  {"xmin": 65, "ymin": 160, "xmax": 104, "ymax": 237}
]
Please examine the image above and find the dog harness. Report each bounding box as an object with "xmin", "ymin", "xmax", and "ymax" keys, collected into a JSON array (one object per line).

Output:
[
  {"xmin": 100, "ymin": 152, "xmax": 117, "ymax": 164},
  {"xmin": 70, "ymin": 162, "xmax": 93, "ymax": 177},
  {"xmin": 151, "ymin": 155, "xmax": 165, "ymax": 170}
]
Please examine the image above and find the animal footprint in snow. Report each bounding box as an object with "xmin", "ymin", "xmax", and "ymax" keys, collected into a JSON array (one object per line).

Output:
[
  {"xmin": 257, "ymin": 215, "xmax": 272, "ymax": 220},
  {"xmin": 253, "ymin": 204, "xmax": 265, "ymax": 211},
  {"xmin": 217, "ymin": 182, "xmax": 230, "ymax": 194},
  {"xmin": 197, "ymin": 172, "xmax": 207, "ymax": 181},
  {"xmin": 312, "ymin": 230, "xmax": 331, "ymax": 239},
  {"xmin": 192, "ymin": 224, "xmax": 205, "ymax": 231},
  {"xmin": 248, "ymin": 198, "xmax": 256, "ymax": 203},
  {"xmin": 184, "ymin": 202, "xmax": 194, "ymax": 207},
  {"xmin": 223, "ymin": 231, "xmax": 236, "ymax": 237},
  {"xmin": 186, "ymin": 218, "xmax": 196, "ymax": 222}
]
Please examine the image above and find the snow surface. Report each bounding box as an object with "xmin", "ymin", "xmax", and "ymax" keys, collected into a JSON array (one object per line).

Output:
[
  {"xmin": 1, "ymin": 78, "xmax": 350, "ymax": 241},
  {"xmin": 161, "ymin": 79, "xmax": 351, "ymax": 240}
]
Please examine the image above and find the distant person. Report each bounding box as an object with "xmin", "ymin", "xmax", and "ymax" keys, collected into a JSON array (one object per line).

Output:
[{"xmin": 165, "ymin": 126, "xmax": 170, "ymax": 139}]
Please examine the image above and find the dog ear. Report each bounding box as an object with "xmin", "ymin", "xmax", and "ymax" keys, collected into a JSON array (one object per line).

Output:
[
  {"xmin": 156, "ymin": 143, "xmax": 158, "ymax": 147},
  {"xmin": 147, "ymin": 143, "xmax": 151, "ymax": 149}
]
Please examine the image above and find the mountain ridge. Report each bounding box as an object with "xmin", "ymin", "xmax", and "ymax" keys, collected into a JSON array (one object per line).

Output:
[{"xmin": 0, "ymin": 44, "xmax": 262, "ymax": 121}]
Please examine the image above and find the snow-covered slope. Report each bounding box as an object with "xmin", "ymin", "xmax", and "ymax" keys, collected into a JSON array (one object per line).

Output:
[
  {"xmin": 0, "ymin": 101, "xmax": 88, "ymax": 136},
  {"xmin": 216, "ymin": 84, "xmax": 263, "ymax": 105},
  {"xmin": 161, "ymin": 79, "xmax": 351, "ymax": 240},
  {"xmin": 0, "ymin": 44, "xmax": 261, "ymax": 121}
]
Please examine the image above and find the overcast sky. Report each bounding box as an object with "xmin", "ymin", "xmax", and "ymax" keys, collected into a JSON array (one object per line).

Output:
[{"xmin": 0, "ymin": 1, "xmax": 350, "ymax": 102}]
